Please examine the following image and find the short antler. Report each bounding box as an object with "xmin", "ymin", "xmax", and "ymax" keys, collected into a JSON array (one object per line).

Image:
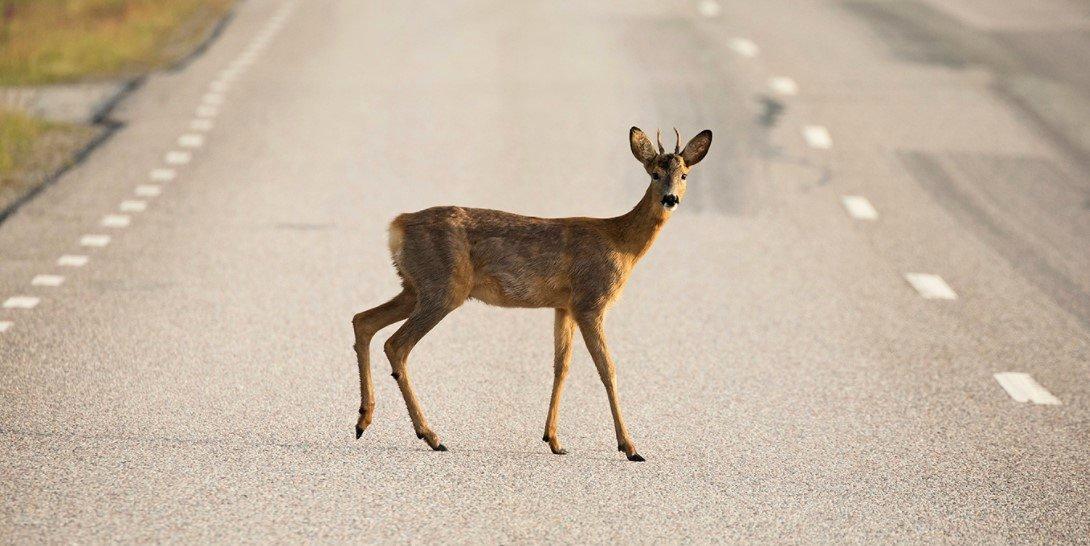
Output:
[
  {"xmin": 656, "ymin": 130, "xmax": 665, "ymax": 154},
  {"xmin": 673, "ymin": 127, "xmax": 681, "ymax": 154}
]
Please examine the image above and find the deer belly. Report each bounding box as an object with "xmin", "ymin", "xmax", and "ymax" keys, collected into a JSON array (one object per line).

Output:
[{"xmin": 470, "ymin": 271, "xmax": 567, "ymax": 308}]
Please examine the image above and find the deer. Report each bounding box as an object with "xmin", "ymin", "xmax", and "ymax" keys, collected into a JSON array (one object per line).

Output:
[{"xmin": 351, "ymin": 126, "xmax": 712, "ymax": 462}]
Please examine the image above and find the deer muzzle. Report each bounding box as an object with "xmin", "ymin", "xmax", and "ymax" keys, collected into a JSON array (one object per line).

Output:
[{"xmin": 661, "ymin": 194, "xmax": 680, "ymax": 210}]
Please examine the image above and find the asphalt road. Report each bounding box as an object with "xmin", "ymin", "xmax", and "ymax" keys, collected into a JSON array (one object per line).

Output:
[{"xmin": 2, "ymin": 0, "xmax": 1088, "ymax": 541}]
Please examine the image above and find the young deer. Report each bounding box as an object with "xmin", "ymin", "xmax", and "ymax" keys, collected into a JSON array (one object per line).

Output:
[{"xmin": 351, "ymin": 127, "xmax": 712, "ymax": 462}]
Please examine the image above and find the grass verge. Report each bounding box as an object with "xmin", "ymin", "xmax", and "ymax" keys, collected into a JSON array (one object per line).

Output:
[{"xmin": 0, "ymin": 109, "xmax": 99, "ymax": 213}]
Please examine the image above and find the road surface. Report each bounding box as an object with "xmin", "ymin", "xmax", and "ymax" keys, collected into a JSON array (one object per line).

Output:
[{"xmin": 2, "ymin": 0, "xmax": 1088, "ymax": 541}]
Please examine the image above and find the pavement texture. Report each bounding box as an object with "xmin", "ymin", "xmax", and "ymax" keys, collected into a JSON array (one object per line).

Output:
[{"xmin": 1, "ymin": 0, "xmax": 1088, "ymax": 542}]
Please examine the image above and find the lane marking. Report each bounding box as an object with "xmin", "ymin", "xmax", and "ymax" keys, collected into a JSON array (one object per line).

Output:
[
  {"xmin": 57, "ymin": 255, "xmax": 89, "ymax": 267},
  {"xmin": 165, "ymin": 151, "xmax": 191, "ymax": 165},
  {"xmin": 190, "ymin": 118, "xmax": 214, "ymax": 132},
  {"xmin": 803, "ymin": 125, "xmax": 833, "ymax": 149},
  {"xmin": 135, "ymin": 185, "xmax": 162, "ymax": 197},
  {"xmin": 202, "ymin": 92, "xmax": 225, "ymax": 105},
  {"xmin": 841, "ymin": 195, "xmax": 878, "ymax": 220},
  {"xmin": 196, "ymin": 105, "xmax": 219, "ymax": 118},
  {"xmin": 3, "ymin": 296, "xmax": 40, "ymax": 309},
  {"xmin": 150, "ymin": 168, "xmax": 176, "ymax": 182},
  {"xmin": 209, "ymin": 80, "xmax": 229, "ymax": 93},
  {"xmin": 769, "ymin": 76, "xmax": 798, "ymax": 96},
  {"xmin": 31, "ymin": 274, "xmax": 64, "ymax": 287},
  {"xmin": 101, "ymin": 214, "xmax": 131, "ymax": 228},
  {"xmin": 119, "ymin": 200, "xmax": 147, "ymax": 212},
  {"xmin": 697, "ymin": 0, "xmax": 721, "ymax": 17},
  {"xmin": 729, "ymin": 38, "xmax": 759, "ymax": 57},
  {"xmin": 178, "ymin": 134, "xmax": 205, "ymax": 148},
  {"xmin": 904, "ymin": 273, "xmax": 957, "ymax": 300},
  {"xmin": 994, "ymin": 372, "xmax": 1061, "ymax": 405},
  {"xmin": 80, "ymin": 234, "xmax": 110, "ymax": 247},
  {"xmin": 0, "ymin": 321, "xmax": 11, "ymax": 332}
]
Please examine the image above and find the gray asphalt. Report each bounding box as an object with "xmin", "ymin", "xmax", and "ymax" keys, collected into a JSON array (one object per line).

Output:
[{"xmin": 2, "ymin": 0, "xmax": 1089, "ymax": 542}]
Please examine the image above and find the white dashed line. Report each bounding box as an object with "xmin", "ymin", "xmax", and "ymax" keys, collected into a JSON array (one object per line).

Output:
[
  {"xmin": 728, "ymin": 38, "xmax": 759, "ymax": 57},
  {"xmin": 80, "ymin": 234, "xmax": 111, "ymax": 247},
  {"xmin": 196, "ymin": 105, "xmax": 219, "ymax": 118},
  {"xmin": 31, "ymin": 274, "xmax": 64, "ymax": 287},
  {"xmin": 209, "ymin": 80, "xmax": 229, "ymax": 93},
  {"xmin": 190, "ymin": 118, "xmax": 214, "ymax": 132},
  {"xmin": 697, "ymin": 0, "xmax": 721, "ymax": 17},
  {"xmin": 803, "ymin": 125, "xmax": 833, "ymax": 149},
  {"xmin": 119, "ymin": 200, "xmax": 147, "ymax": 212},
  {"xmin": 165, "ymin": 151, "xmax": 192, "ymax": 165},
  {"xmin": 57, "ymin": 255, "xmax": 89, "ymax": 267},
  {"xmin": 135, "ymin": 185, "xmax": 162, "ymax": 197},
  {"xmin": 178, "ymin": 134, "xmax": 204, "ymax": 148},
  {"xmin": 994, "ymin": 373, "xmax": 1061, "ymax": 405},
  {"xmin": 0, "ymin": 321, "xmax": 11, "ymax": 332},
  {"xmin": 904, "ymin": 273, "xmax": 957, "ymax": 300},
  {"xmin": 150, "ymin": 168, "xmax": 177, "ymax": 182},
  {"xmin": 3, "ymin": 296, "xmax": 40, "ymax": 309},
  {"xmin": 101, "ymin": 214, "xmax": 131, "ymax": 228},
  {"xmin": 769, "ymin": 76, "xmax": 798, "ymax": 96},
  {"xmin": 841, "ymin": 196, "xmax": 878, "ymax": 220},
  {"xmin": 202, "ymin": 92, "xmax": 225, "ymax": 105}
]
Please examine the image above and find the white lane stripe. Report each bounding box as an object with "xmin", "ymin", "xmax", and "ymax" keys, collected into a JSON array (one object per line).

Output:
[
  {"xmin": 196, "ymin": 105, "xmax": 219, "ymax": 118},
  {"xmin": 803, "ymin": 125, "xmax": 833, "ymax": 149},
  {"xmin": 31, "ymin": 274, "xmax": 64, "ymax": 287},
  {"xmin": 150, "ymin": 168, "xmax": 176, "ymax": 182},
  {"xmin": 769, "ymin": 76, "xmax": 798, "ymax": 96},
  {"xmin": 697, "ymin": 0, "xmax": 721, "ymax": 17},
  {"xmin": 202, "ymin": 92, "xmax": 225, "ymax": 105},
  {"xmin": 80, "ymin": 234, "xmax": 110, "ymax": 247},
  {"xmin": 209, "ymin": 80, "xmax": 229, "ymax": 93},
  {"xmin": 119, "ymin": 200, "xmax": 147, "ymax": 212},
  {"xmin": 57, "ymin": 255, "xmax": 89, "ymax": 267},
  {"xmin": 0, "ymin": 321, "xmax": 11, "ymax": 332},
  {"xmin": 729, "ymin": 38, "xmax": 759, "ymax": 57},
  {"xmin": 3, "ymin": 296, "xmax": 40, "ymax": 309},
  {"xmin": 178, "ymin": 134, "xmax": 204, "ymax": 148},
  {"xmin": 190, "ymin": 118, "xmax": 214, "ymax": 132},
  {"xmin": 841, "ymin": 196, "xmax": 878, "ymax": 220},
  {"xmin": 165, "ymin": 151, "xmax": 191, "ymax": 165},
  {"xmin": 101, "ymin": 214, "xmax": 131, "ymax": 228},
  {"xmin": 994, "ymin": 373, "xmax": 1061, "ymax": 405},
  {"xmin": 904, "ymin": 273, "xmax": 957, "ymax": 300},
  {"xmin": 135, "ymin": 185, "xmax": 162, "ymax": 197}
]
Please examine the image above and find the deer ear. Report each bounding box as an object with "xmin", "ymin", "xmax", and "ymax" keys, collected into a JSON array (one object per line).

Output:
[
  {"xmin": 629, "ymin": 127, "xmax": 658, "ymax": 165},
  {"xmin": 681, "ymin": 130, "xmax": 713, "ymax": 166}
]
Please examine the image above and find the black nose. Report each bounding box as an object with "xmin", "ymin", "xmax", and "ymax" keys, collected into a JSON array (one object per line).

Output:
[{"xmin": 661, "ymin": 194, "xmax": 680, "ymax": 207}]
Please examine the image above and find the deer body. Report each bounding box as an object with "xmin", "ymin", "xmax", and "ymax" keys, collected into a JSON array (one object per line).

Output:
[{"xmin": 352, "ymin": 127, "xmax": 712, "ymax": 461}]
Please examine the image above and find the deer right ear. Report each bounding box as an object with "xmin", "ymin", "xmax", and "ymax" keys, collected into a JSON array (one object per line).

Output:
[{"xmin": 629, "ymin": 127, "xmax": 658, "ymax": 166}]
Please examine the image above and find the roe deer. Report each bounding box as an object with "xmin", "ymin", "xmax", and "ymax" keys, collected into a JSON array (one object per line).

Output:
[{"xmin": 351, "ymin": 127, "xmax": 712, "ymax": 462}]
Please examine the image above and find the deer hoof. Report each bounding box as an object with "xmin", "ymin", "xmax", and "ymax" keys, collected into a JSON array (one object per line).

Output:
[
  {"xmin": 552, "ymin": 448, "xmax": 568, "ymax": 455},
  {"xmin": 626, "ymin": 453, "xmax": 646, "ymax": 462},
  {"xmin": 354, "ymin": 425, "xmax": 364, "ymax": 439},
  {"xmin": 434, "ymin": 443, "xmax": 448, "ymax": 452}
]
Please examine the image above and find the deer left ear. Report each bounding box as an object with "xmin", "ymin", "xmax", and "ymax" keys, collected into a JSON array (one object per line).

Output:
[{"xmin": 681, "ymin": 130, "xmax": 713, "ymax": 166}]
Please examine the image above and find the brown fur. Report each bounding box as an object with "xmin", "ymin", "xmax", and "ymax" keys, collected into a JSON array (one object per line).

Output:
[{"xmin": 351, "ymin": 127, "xmax": 712, "ymax": 460}]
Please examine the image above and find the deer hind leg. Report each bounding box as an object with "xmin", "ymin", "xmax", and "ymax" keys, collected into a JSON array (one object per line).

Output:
[
  {"xmin": 575, "ymin": 311, "xmax": 644, "ymax": 462},
  {"xmin": 351, "ymin": 289, "xmax": 416, "ymax": 438},
  {"xmin": 383, "ymin": 295, "xmax": 462, "ymax": 451},
  {"xmin": 543, "ymin": 308, "xmax": 574, "ymax": 455}
]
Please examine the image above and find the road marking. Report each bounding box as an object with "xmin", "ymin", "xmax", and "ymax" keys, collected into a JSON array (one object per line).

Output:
[
  {"xmin": 202, "ymin": 92, "xmax": 225, "ymax": 105},
  {"xmin": 3, "ymin": 296, "xmax": 40, "ymax": 309},
  {"xmin": 803, "ymin": 125, "xmax": 832, "ymax": 149},
  {"xmin": 729, "ymin": 38, "xmax": 759, "ymax": 57},
  {"xmin": 209, "ymin": 80, "xmax": 229, "ymax": 93},
  {"xmin": 904, "ymin": 273, "xmax": 957, "ymax": 300},
  {"xmin": 135, "ymin": 185, "xmax": 162, "ymax": 197},
  {"xmin": 165, "ymin": 151, "xmax": 191, "ymax": 165},
  {"xmin": 57, "ymin": 255, "xmax": 89, "ymax": 267},
  {"xmin": 31, "ymin": 274, "xmax": 64, "ymax": 287},
  {"xmin": 697, "ymin": 0, "xmax": 721, "ymax": 17},
  {"xmin": 769, "ymin": 76, "xmax": 798, "ymax": 96},
  {"xmin": 101, "ymin": 214, "xmax": 131, "ymax": 228},
  {"xmin": 0, "ymin": 321, "xmax": 11, "ymax": 332},
  {"xmin": 190, "ymin": 118, "xmax": 214, "ymax": 132},
  {"xmin": 80, "ymin": 234, "xmax": 110, "ymax": 247},
  {"xmin": 178, "ymin": 134, "xmax": 204, "ymax": 148},
  {"xmin": 841, "ymin": 196, "xmax": 878, "ymax": 220},
  {"xmin": 994, "ymin": 373, "xmax": 1061, "ymax": 405},
  {"xmin": 150, "ymin": 168, "xmax": 176, "ymax": 182},
  {"xmin": 119, "ymin": 200, "xmax": 147, "ymax": 212},
  {"xmin": 196, "ymin": 105, "xmax": 219, "ymax": 118}
]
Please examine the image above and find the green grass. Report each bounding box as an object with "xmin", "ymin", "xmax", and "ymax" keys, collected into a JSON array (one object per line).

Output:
[
  {"xmin": 0, "ymin": 109, "xmax": 49, "ymax": 174},
  {"xmin": 0, "ymin": 0, "xmax": 233, "ymax": 85}
]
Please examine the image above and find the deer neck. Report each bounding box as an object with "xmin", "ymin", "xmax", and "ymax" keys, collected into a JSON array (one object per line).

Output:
[{"xmin": 608, "ymin": 185, "xmax": 669, "ymax": 262}]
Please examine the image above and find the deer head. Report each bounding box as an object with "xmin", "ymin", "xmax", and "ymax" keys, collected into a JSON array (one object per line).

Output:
[{"xmin": 629, "ymin": 127, "xmax": 713, "ymax": 211}]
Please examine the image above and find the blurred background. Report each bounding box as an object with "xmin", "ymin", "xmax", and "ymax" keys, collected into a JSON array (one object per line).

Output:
[{"xmin": 1, "ymin": 0, "xmax": 1087, "ymax": 542}]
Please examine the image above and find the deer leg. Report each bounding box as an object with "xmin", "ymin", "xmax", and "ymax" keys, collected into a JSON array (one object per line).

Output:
[
  {"xmin": 351, "ymin": 289, "xmax": 415, "ymax": 438},
  {"xmin": 575, "ymin": 312, "xmax": 644, "ymax": 462},
  {"xmin": 543, "ymin": 308, "xmax": 574, "ymax": 455},
  {"xmin": 383, "ymin": 300, "xmax": 456, "ymax": 451}
]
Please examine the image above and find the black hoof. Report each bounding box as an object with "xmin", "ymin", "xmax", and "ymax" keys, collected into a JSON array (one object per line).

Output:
[
  {"xmin": 355, "ymin": 426, "xmax": 363, "ymax": 439},
  {"xmin": 627, "ymin": 453, "xmax": 646, "ymax": 462},
  {"xmin": 434, "ymin": 443, "xmax": 448, "ymax": 452}
]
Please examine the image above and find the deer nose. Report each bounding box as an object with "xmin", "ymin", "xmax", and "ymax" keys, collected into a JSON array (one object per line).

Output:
[{"xmin": 661, "ymin": 194, "xmax": 680, "ymax": 208}]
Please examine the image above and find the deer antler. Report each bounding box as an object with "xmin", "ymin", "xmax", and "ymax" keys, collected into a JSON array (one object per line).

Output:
[
  {"xmin": 656, "ymin": 130, "xmax": 665, "ymax": 154},
  {"xmin": 673, "ymin": 127, "xmax": 681, "ymax": 154}
]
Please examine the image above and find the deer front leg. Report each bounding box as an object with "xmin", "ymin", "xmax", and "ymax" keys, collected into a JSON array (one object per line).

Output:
[
  {"xmin": 543, "ymin": 308, "xmax": 575, "ymax": 455},
  {"xmin": 575, "ymin": 311, "xmax": 644, "ymax": 462}
]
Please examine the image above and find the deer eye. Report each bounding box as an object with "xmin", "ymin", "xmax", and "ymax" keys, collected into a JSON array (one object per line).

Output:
[
  {"xmin": 681, "ymin": 174, "xmax": 687, "ymax": 180},
  {"xmin": 651, "ymin": 173, "xmax": 660, "ymax": 180}
]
